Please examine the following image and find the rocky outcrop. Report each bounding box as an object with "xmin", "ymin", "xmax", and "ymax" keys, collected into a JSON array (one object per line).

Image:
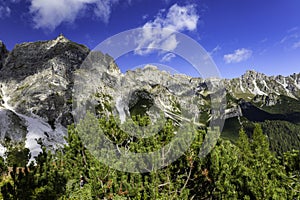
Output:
[
  {"xmin": 0, "ymin": 41, "xmax": 8, "ymax": 70},
  {"xmin": 224, "ymin": 106, "xmax": 242, "ymax": 119},
  {"xmin": 252, "ymin": 93, "xmax": 281, "ymax": 106},
  {"xmin": 0, "ymin": 109, "xmax": 27, "ymax": 142}
]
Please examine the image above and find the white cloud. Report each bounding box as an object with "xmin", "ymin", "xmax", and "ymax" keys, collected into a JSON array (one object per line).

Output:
[
  {"xmin": 279, "ymin": 29, "xmax": 300, "ymax": 50},
  {"xmin": 292, "ymin": 41, "xmax": 300, "ymax": 49},
  {"xmin": 224, "ymin": 48, "xmax": 252, "ymax": 64},
  {"xmin": 161, "ymin": 52, "xmax": 176, "ymax": 62},
  {"xmin": 142, "ymin": 14, "xmax": 148, "ymax": 20},
  {"xmin": 135, "ymin": 3, "xmax": 199, "ymax": 55},
  {"xmin": 0, "ymin": 6, "xmax": 11, "ymax": 18},
  {"xmin": 209, "ymin": 45, "xmax": 221, "ymax": 56},
  {"xmin": 260, "ymin": 38, "xmax": 268, "ymax": 43},
  {"xmin": 280, "ymin": 33, "xmax": 299, "ymax": 44},
  {"xmin": 29, "ymin": 0, "xmax": 120, "ymax": 31},
  {"xmin": 287, "ymin": 26, "xmax": 299, "ymax": 33}
]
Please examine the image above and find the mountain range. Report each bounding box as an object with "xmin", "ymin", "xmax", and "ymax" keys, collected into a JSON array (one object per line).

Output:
[{"xmin": 0, "ymin": 35, "xmax": 299, "ymax": 161}]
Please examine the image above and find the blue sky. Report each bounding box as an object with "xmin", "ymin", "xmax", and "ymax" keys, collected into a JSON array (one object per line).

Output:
[{"xmin": 0, "ymin": 0, "xmax": 299, "ymax": 78}]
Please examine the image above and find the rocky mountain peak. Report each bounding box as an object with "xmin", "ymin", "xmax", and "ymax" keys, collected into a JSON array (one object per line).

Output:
[
  {"xmin": 45, "ymin": 34, "xmax": 70, "ymax": 49},
  {"xmin": 0, "ymin": 35, "xmax": 89, "ymax": 82},
  {"xmin": 242, "ymin": 70, "xmax": 267, "ymax": 80}
]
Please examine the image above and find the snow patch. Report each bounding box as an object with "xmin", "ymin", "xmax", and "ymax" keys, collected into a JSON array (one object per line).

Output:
[
  {"xmin": 0, "ymin": 144, "xmax": 6, "ymax": 158},
  {"xmin": 262, "ymin": 80, "xmax": 270, "ymax": 90},
  {"xmin": 239, "ymin": 79, "xmax": 245, "ymax": 93},
  {"xmin": 1, "ymin": 87, "xmax": 14, "ymax": 111},
  {"xmin": 252, "ymin": 80, "xmax": 267, "ymax": 95},
  {"xmin": 295, "ymin": 79, "xmax": 300, "ymax": 89},
  {"xmin": 276, "ymin": 78, "xmax": 297, "ymax": 98},
  {"xmin": 19, "ymin": 113, "xmax": 66, "ymax": 163},
  {"xmin": 1, "ymin": 85, "xmax": 66, "ymax": 164},
  {"xmin": 276, "ymin": 78, "xmax": 289, "ymax": 93}
]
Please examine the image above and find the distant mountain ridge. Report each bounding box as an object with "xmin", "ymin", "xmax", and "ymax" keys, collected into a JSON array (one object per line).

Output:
[
  {"xmin": 226, "ymin": 70, "xmax": 300, "ymax": 100},
  {"xmin": 0, "ymin": 36, "xmax": 299, "ymax": 160}
]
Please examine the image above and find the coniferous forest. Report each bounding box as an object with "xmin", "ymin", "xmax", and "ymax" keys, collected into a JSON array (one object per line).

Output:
[{"xmin": 0, "ymin": 113, "xmax": 299, "ymax": 200}]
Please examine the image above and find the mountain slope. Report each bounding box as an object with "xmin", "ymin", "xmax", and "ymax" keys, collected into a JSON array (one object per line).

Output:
[{"xmin": 0, "ymin": 36, "xmax": 299, "ymax": 159}]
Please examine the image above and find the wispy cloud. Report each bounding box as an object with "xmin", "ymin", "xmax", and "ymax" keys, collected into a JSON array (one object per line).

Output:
[
  {"xmin": 292, "ymin": 41, "xmax": 300, "ymax": 49},
  {"xmin": 277, "ymin": 27, "xmax": 300, "ymax": 50},
  {"xmin": 142, "ymin": 14, "xmax": 148, "ymax": 20},
  {"xmin": 29, "ymin": 0, "xmax": 121, "ymax": 31},
  {"xmin": 224, "ymin": 48, "xmax": 252, "ymax": 64},
  {"xmin": 0, "ymin": 5, "xmax": 11, "ymax": 19},
  {"xmin": 287, "ymin": 26, "xmax": 299, "ymax": 33},
  {"xmin": 260, "ymin": 38, "xmax": 268, "ymax": 43},
  {"xmin": 209, "ymin": 45, "xmax": 221, "ymax": 56},
  {"xmin": 135, "ymin": 3, "xmax": 199, "ymax": 55},
  {"xmin": 280, "ymin": 33, "xmax": 299, "ymax": 44},
  {"xmin": 160, "ymin": 52, "xmax": 176, "ymax": 62}
]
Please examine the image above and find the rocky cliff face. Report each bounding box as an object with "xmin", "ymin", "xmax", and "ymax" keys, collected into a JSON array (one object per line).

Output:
[
  {"xmin": 0, "ymin": 36, "xmax": 299, "ymax": 160},
  {"xmin": 0, "ymin": 41, "xmax": 8, "ymax": 70}
]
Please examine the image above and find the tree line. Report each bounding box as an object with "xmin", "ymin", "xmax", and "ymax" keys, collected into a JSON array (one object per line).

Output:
[{"xmin": 0, "ymin": 114, "xmax": 299, "ymax": 199}]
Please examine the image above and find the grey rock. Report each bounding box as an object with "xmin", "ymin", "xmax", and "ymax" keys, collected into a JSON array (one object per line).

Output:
[
  {"xmin": 0, "ymin": 41, "xmax": 8, "ymax": 70},
  {"xmin": 0, "ymin": 109, "xmax": 27, "ymax": 143}
]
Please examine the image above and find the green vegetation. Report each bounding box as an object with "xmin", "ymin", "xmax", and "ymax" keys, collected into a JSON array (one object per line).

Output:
[
  {"xmin": 261, "ymin": 120, "xmax": 300, "ymax": 155},
  {"xmin": 255, "ymin": 95, "xmax": 300, "ymax": 114},
  {"xmin": 221, "ymin": 117, "xmax": 241, "ymax": 142},
  {"xmin": 222, "ymin": 118, "xmax": 300, "ymax": 156},
  {"xmin": 0, "ymin": 114, "xmax": 299, "ymax": 199},
  {"xmin": 3, "ymin": 140, "xmax": 30, "ymax": 167}
]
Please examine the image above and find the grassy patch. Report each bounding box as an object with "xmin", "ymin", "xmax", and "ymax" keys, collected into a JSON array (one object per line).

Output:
[
  {"xmin": 258, "ymin": 95, "xmax": 300, "ymax": 114},
  {"xmin": 221, "ymin": 117, "xmax": 241, "ymax": 143}
]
